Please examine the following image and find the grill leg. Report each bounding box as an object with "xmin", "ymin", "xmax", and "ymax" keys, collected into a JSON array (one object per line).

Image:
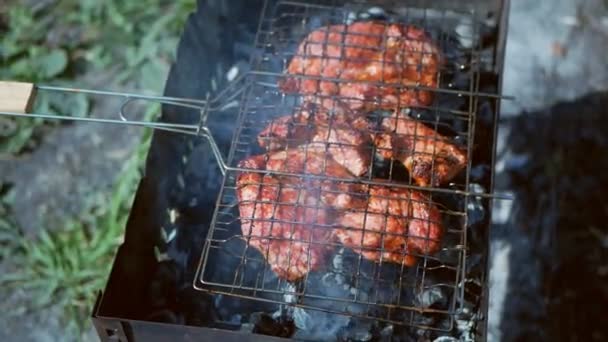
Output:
[{"xmin": 91, "ymin": 292, "xmax": 130, "ymax": 342}]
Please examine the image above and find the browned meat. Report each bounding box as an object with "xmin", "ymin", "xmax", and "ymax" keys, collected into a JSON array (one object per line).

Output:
[
  {"xmin": 333, "ymin": 185, "xmax": 443, "ymax": 266},
  {"xmin": 237, "ymin": 160, "xmax": 333, "ymax": 281},
  {"xmin": 262, "ymin": 145, "xmax": 364, "ymax": 209},
  {"xmin": 374, "ymin": 113, "xmax": 467, "ymax": 187},
  {"xmin": 258, "ymin": 103, "xmax": 373, "ymax": 176},
  {"xmin": 312, "ymin": 119, "xmax": 372, "ymax": 177},
  {"xmin": 257, "ymin": 114, "xmax": 315, "ymax": 151},
  {"xmin": 263, "ymin": 144, "xmax": 353, "ymax": 178},
  {"xmin": 279, "ymin": 21, "xmax": 442, "ymax": 111}
]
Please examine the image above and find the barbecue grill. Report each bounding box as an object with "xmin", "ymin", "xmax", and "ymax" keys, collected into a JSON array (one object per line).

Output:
[{"xmin": 0, "ymin": 0, "xmax": 511, "ymax": 340}]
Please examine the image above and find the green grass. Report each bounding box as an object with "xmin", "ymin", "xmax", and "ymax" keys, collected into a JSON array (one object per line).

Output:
[
  {"xmin": 1, "ymin": 106, "xmax": 156, "ymax": 334},
  {"xmin": 1, "ymin": 0, "xmax": 195, "ymax": 154},
  {"xmin": 0, "ymin": 0, "xmax": 195, "ymax": 338}
]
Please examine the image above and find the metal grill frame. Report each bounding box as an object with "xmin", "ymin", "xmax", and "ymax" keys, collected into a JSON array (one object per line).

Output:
[{"xmin": 193, "ymin": 0, "xmax": 506, "ymax": 333}]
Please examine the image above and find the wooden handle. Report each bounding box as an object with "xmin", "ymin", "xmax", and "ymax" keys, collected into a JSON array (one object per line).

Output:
[{"xmin": 0, "ymin": 81, "xmax": 37, "ymax": 113}]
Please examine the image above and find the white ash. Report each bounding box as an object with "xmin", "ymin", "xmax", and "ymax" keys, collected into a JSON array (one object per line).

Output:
[
  {"xmin": 293, "ymin": 307, "xmax": 312, "ymax": 330},
  {"xmin": 282, "ymin": 283, "xmax": 297, "ymax": 304},
  {"xmin": 346, "ymin": 12, "xmax": 357, "ymax": 25},
  {"xmin": 166, "ymin": 228, "xmax": 177, "ymax": 243},
  {"xmin": 343, "ymin": 321, "xmax": 375, "ymax": 342},
  {"xmin": 321, "ymin": 273, "xmax": 334, "ymax": 286},
  {"xmin": 160, "ymin": 226, "xmax": 168, "ymax": 243},
  {"xmin": 353, "ymin": 331, "xmax": 372, "ymax": 341},
  {"xmin": 160, "ymin": 225, "xmax": 177, "ymax": 246},
  {"xmin": 226, "ymin": 65, "xmax": 239, "ymax": 82},
  {"xmin": 176, "ymin": 173, "xmax": 185, "ymax": 189},
  {"xmin": 380, "ymin": 325, "xmax": 394, "ymax": 339},
  {"xmin": 169, "ymin": 208, "xmax": 180, "ymax": 224},
  {"xmin": 455, "ymin": 318, "xmax": 475, "ymax": 341},
  {"xmin": 415, "ymin": 286, "xmax": 445, "ymax": 308},
  {"xmin": 455, "ymin": 16, "xmax": 474, "ymax": 48},
  {"xmin": 332, "ymin": 250, "xmax": 344, "ymax": 269},
  {"xmin": 292, "ymin": 308, "xmax": 350, "ymax": 342},
  {"xmin": 433, "ymin": 337, "xmax": 458, "ymax": 342},
  {"xmin": 153, "ymin": 246, "xmax": 172, "ymax": 262},
  {"xmin": 367, "ymin": 7, "xmax": 385, "ymax": 16}
]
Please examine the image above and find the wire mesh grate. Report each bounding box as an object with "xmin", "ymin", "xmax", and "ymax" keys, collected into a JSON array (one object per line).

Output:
[{"xmin": 194, "ymin": 0, "xmax": 502, "ymax": 332}]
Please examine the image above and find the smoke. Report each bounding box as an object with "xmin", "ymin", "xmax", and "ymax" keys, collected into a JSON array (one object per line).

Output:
[{"xmin": 188, "ymin": 2, "xmax": 502, "ymax": 341}]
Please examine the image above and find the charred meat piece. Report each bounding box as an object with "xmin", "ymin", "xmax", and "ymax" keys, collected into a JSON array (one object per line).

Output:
[
  {"xmin": 334, "ymin": 184, "xmax": 443, "ymax": 266},
  {"xmin": 263, "ymin": 145, "xmax": 364, "ymax": 209},
  {"xmin": 264, "ymin": 144, "xmax": 354, "ymax": 178},
  {"xmin": 257, "ymin": 114, "xmax": 315, "ymax": 151},
  {"xmin": 312, "ymin": 118, "xmax": 372, "ymax": 177},
  {"xmin": 258, "ymin": 103, "xmax": 373, "ymax": 176},
  {"xmin": 374, "ymin": 113, "xmax": 467, "ymax": 186},
  {"xmin": 237, "ymin": 160, "xmax": 333, "ymax": 281},
  {"xmin": 279, "ymin": 22, "xmax": 442, "ymax": 110}
]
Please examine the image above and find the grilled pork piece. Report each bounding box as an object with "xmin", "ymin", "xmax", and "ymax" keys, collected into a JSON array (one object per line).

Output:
[
  {"xmin": 237, "ymin": 158, "xmax": 333, "ymax": 281},
  {"xmin": 237, "ymin": 173, "xmax": 332, "ymax": 281},
  {"xmin": 258, "ymin": 103, "xmax": 372, "ymax": 176},
  {"xmin": 334, "ymin": 184, "xmax": 443, "ymax": 266},
  {"xmin": 262, "ymin": 145, "xmax": 363, "ymax": 209},
  {"xmin": 374, "ymin": 113, "xmax": 467, "ymax": 186},
  {"xmin": 279, "ymin": 21, "xmax": 442, "ymax": 110},
  {"xmin": 237, "ymin": 147, "xmax": 367, "ymax": 281}
]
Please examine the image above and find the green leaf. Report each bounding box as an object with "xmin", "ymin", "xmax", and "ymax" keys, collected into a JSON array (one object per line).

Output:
[
  {"xmin": 1, "ymin": 124, "xmax": 34, "ymax": 154},
  {"xmin": 48, "ymin": 92, "xmax": 90, "ymax": 118},
  {"xmin": 38, "ymin": 49, "xmax": 68, "ymax": 78},
  {"xmin": 8, "ymin": 58, "xmax": 35, "ymax": 80},
  {"xmin": 139, "ymin": 59, "xmax": 169, "ymax": 92}
]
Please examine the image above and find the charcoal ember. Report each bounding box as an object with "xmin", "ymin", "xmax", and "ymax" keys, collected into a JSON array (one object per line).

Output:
[
  {"xmin": 415, "ymin": 286, "xmax": 447, "ymax": 309},
  {"xmin": 379, "ymin": 325, "xmax": 394, "ymax": 340},
  {"xmin": 413, "ymin": 313, "xmax": 436, "ymax": 329},
  {"xmin": 292, "ymin": 308, "xmax": 351, "ymax": 341},
  {"xmin": 148, "ymin": 261, "xmax": 179, "ymax": 309},
  {"xmin": 466, "ymin": 184, "xmax": 486, "ymax": 226},
  {"xmin": 462, "ymin": 278, "xmax": 484, "ymax": 305},
  {"xmin": 453, "ymin": 307, "xmax": 476, "ymax": 337},
  {"xmin": 434, "ymin": 318, "xmax": 455, "ymax": 335},
  {"xmin": 336, "ymin": 319, "xmax": 374, "ymax": 342},
  {"xmin": 251, "ymin": 312, "xmax": 295, "ymax": 338},
  {"xmin": 465, "ymin": 254, "xmax": 483, "ymax": 274},
  {"xmin": 433, "ymin": 337, "xmax": 458, "ymax": 342}
]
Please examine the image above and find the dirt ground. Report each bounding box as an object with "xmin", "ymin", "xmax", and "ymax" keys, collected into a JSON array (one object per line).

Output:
[{"xmin": 0, "ymin": 73, "xmax": 144, "ymax": 341}]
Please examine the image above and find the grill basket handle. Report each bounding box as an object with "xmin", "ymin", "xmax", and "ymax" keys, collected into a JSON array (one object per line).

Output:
[{"xmin": 0, "ymin": 80, "xmax": 229, "ymax": 174}]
